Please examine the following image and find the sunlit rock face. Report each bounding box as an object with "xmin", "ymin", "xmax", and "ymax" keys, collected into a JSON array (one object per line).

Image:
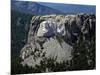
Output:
[
  {"xmin": 20, "ymin": 14, "xmax": 96, "ymax": 68},
  {"xmin": 43, "ymin": 38, "xmax": 73, "ymax": 63},
  {"xmin": 37, "ymin": 19, "xmax": 66, "ymax": 37},
  {"xmin": 37, "ymin": 21, "xmax": 56, "ymax": 37}
]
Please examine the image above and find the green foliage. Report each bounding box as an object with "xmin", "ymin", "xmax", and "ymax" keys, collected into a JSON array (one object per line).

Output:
[
  {"xmin": 11, "ymin": 10, "xmax": 33, "ymax": 56},
  {"xmin": 11, "ymin": 10, "xmax": 33, "ymax": 74},
  {"xmin": 11, "ymin": 56, "xmax": 72, "ymax": 74},
  {"xmin": 11, "ymin": 57, "xmax": 35, "ymax": 74},
  {"xmin": 70, "ymin": 32, "xmax": 96, "ymax": 70}
]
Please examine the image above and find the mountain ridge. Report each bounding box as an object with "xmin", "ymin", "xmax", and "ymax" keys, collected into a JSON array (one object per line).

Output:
[
  {"xmin": 38, "ymin": 2, "xmax": 96, "ymax": 14},
  {"xmin": 11, "ymin": 1, "xmax": 65, "ymax": 15}
]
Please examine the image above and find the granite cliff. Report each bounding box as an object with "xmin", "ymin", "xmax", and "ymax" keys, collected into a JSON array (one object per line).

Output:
[{"xmin": 20, "ymin": 14, "xmax": 95, "ymax": 71}]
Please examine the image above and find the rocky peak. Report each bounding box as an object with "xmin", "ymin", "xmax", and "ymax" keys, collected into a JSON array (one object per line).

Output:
[{"xmin": 20, "ymin": 14, "xmax": 95, "ymax": 68}]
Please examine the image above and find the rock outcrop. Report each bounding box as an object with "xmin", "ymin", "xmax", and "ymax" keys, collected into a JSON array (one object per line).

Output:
[{"xmin": 20, "ymin": 14, "xmax": 95, "ymax": 68}]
